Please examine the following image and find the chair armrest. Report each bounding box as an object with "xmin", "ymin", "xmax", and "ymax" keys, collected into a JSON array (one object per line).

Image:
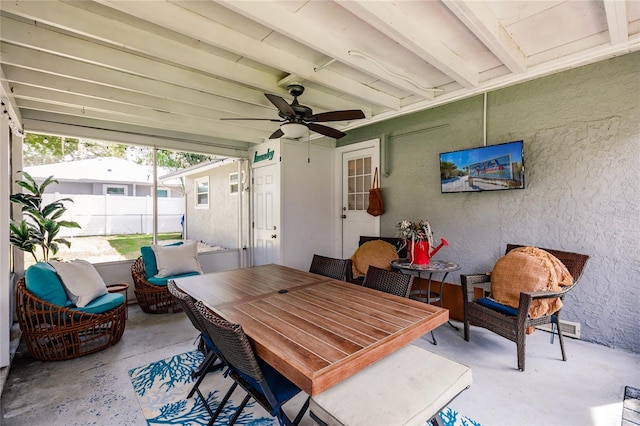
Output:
[{"xmin": 460, "ymin": 273, "xmax": 491, "ymax": 302}]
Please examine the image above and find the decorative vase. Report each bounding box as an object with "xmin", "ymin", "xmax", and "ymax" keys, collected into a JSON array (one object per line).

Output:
[{"xmin": 408, "ymin": 241, "xmax": 431, "ymax": 265}]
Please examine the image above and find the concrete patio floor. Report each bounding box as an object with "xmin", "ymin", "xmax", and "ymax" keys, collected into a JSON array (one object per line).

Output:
[{"xmin": 1, "ymin": 303, "xmax": 638, "ymax": 425}]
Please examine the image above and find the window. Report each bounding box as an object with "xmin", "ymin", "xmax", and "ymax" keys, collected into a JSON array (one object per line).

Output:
[
  {"xmin": 157, "ymin": 189, "xmax": 168, "ymax": 198},
  {"xmin": 347, "ymin": 156, "xmax": 371, "ymax": 210},
  {"xmin": 229, "ymin": 172, "xmax": 239, "ymax": 195},
  {"xmin": 195, "ymin": 176, "xmax": 209, "ymax": 209},
  {"xmin": 104, "ymin": 184, "xmax": 127, "ymax": 196}
]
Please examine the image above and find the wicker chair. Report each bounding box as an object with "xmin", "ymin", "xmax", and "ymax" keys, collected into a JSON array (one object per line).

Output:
[
  {"xmin": 15, "ymin": 278, "xmax": 126, "ymax": 361},
  {"xmin": 167, "ymin": 280, "xmax": 223, "ymax": 400},
  {"xmin": 131, "ymin": 256, "xmax": 182, "ymax": 314},
  {"xmin": 195, "ymin": 301, "xmax": 310, "ymax": 426},
  {"xmin": 309, "ymin": 254, "xmax": 349, "ymax": 281},
  {"xmin": 362, "ymin": 266, "xmax": 414, "ymax": 298},
  {"xmin": 461, "ymin": 244, "xmax": 590, "ymax": 371}
]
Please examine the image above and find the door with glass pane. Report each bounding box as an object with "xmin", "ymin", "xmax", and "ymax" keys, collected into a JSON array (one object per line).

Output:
[{"xmin": 341, "ymin": 145, "xmax": 379, "ymax": 259}]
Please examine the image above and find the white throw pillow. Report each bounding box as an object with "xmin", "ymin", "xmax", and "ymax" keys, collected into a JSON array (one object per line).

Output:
[
  {"xmin": 153, "ymin": 240, "xmax": 202, "ymax": 278},
  {"xmin": 49, "ymin": 259, "xmax": 108, "ymax": 307}
]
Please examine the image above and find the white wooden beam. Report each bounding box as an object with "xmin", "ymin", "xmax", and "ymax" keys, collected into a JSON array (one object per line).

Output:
[
  {"xmin": 22, "ymin": 114, "xmax": 250, "ymax": 157},
  {"xmin": 337, "ymin": 1, "xmax": 479, "ymax": 89},
  {"xmin": 219, "ymin": 0, "xmax": 439, "ymax": 100},
  {"xmin": 96, "ymin": 0, "xmax": 397, "ymax": 110},
  {"xmin": 603, "ymin": 0, "xmax": 629, "ymax": 45},
  {"xmin": 442, "ymin": 0, "xmax": 527, "ymax": 74}
]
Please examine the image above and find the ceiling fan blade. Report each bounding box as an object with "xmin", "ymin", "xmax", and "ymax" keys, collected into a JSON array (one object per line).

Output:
[
  {"xmin": 307, "ymin": 123, "xmax": 347, "ymax": 139},
  {"xmin": 265, "ymin": 93, "xmax": 295, "ymax": 116},
  {"xmin": 220, "ymin": 118, "xmax": 282, "ymax": 122},
  {"xmin": 268, "ymin": 128, "xmax": 284, "ymax": 139},
  {"xmin": 308, "ymin": 110, "xmax": 365, "ymax": 122}
]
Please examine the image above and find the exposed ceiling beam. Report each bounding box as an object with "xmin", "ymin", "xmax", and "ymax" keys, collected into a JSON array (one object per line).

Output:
[
  {"xmin": 94, "ymin": 0, "xmax": 391, "ymax": 112},
  {"xmin": 442, "ymin": 0, "xmax": 526, "ymax": 74},
  {"xmin": 337, "ymin": 0, "xmax": 480, "ymax": 89},
  {"xmin": 219, "ymin": 0, "xmax": 441, "ymax": 100},
  {"xmin": 603, "ymin": 0, "xmax": 629, "ymax": 45},
  {"xmin": 22, "ymin": 113, "xmax": 249, "ymax": 157}
]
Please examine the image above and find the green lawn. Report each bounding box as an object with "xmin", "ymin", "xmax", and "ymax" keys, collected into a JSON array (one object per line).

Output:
[{"xmin": 106, "ymin": 233, "xmax": 182, "ymax": 259}]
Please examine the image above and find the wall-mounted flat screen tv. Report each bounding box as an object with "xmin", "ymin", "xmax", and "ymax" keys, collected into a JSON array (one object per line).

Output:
[{"xmin": 439, "ymin": 140, "xmax": 524, "ymax": 193}]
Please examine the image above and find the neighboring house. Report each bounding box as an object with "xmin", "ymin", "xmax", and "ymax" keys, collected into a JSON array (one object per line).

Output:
[
  {"xmin": 24, "ymin": 157, "xmax": 185, "ymax": 237},
  {"xmin": 23, "ymin": 157, "xmax": 182, "ymax": 198},
  {"xmin": 160, "ymin": 158, "xmax": 247, "ymax": 251}
]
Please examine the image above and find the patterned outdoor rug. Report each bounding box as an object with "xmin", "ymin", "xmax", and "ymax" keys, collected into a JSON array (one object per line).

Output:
[{"xmin": 129, "ymin": 350, "xmax": 481, "ymax": 426}]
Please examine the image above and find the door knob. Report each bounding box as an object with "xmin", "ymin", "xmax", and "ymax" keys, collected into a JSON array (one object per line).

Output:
[
  {"xmin": 341, "ymin": 215, "xmax": 347, "ymax": 219},
  {"xmin": 271, "ymin": 234, "xmax": 277, "ymax": 239}
]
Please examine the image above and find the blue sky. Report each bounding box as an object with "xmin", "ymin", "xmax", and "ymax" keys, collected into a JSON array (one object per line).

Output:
[{"xmin": 440, "ymin": 141, "xmax": 523, "ymax": 169}]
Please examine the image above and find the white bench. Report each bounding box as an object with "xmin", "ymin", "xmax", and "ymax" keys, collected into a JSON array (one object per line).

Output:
[{"xmin": 309, "ymin": 345, "xmax": 472, "ymax": 426}]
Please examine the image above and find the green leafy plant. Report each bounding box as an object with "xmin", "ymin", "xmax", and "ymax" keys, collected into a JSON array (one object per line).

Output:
[{"xmin": 9, "ymin": 171, "xmax": 81, "ymax": 263}]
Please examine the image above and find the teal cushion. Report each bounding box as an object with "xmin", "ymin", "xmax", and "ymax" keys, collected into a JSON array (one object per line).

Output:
[
  {"xmin": 25, "ymin": 262, "xmax": 69, "ymax": 307},
  {"xmin": 72, "ymin": 293, "xmax": 124, "ymax": 314},
  {"xmin": 140, "ymin": 241, "xmax": 183, "ymax": 278},
  {"xmin": 147, "ymin": 271, "xmax": 201, "ymax": 287}
]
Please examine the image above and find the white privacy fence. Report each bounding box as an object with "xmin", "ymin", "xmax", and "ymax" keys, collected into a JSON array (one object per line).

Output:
[{"xmin": 43, "ymin": 194, "xmax": 185, "ymax": 237}]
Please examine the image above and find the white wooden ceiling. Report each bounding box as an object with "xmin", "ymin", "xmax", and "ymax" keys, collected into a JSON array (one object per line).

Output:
[{"xmin": 1, "ymin": 1, "xmax": 638, "ymax": 157}]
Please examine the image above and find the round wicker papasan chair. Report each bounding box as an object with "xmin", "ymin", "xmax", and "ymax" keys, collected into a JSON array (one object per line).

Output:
[
  {"xmin": 15, "ymin": 277, "xmax": 126, "ymax": 361},
  {"xmin": 131, "ymin": 256, "xmax": 184, "ymax": 314}
]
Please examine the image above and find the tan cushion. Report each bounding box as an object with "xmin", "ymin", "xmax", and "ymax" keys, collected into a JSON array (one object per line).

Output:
[
  {"xmin": 310, "ymin": 345, "xmax": 472, "ymax": 426},
  {"xmin": 49, "ymin": 259, "xmax": 108, "ymax": 307},
  {"xmin": 152, "ymin": 240, "xmax": 203, "ymax": 278},
  {"xmin": 491, "ymin": 247, "xmax": 573, "ymax": 318},
  {"xmin": 350, "ymin": 240, "xmax": 398, "ymax": 278}
]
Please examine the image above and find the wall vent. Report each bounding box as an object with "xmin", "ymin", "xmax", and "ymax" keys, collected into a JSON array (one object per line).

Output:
[{"xmin": 537, "ymin": 320, "xmax": 581, "ymax": 339}]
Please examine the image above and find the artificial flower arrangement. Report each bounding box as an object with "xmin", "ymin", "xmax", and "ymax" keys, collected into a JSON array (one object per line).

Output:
[{"xmin": 397, "ymin": 219, "xmax": 448, "ymax": 264}]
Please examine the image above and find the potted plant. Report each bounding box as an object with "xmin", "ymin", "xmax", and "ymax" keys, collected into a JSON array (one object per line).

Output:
[
  {"xmin": 9, "ymin": 171, "xmax": 81, "ymax": 263},
  {"xmin": 397, "ymin": 219, "xmax": 448, "ymax": 265}
]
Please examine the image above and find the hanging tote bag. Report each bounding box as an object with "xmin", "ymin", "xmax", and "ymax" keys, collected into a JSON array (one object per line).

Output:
[{"xmin": 367, "ymin": 167, "xmax": 385, "ymax": 216}]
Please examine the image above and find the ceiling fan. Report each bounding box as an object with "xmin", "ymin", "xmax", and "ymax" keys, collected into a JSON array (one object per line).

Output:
[{"xmin": 221, "ymin": 83, "xmax": 365, "ymax": 139}]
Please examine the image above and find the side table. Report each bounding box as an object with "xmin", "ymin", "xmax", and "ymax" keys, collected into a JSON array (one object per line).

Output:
[
  {"xmin": 107, "ymin": 283, "xmax": 130, "ymax": 319},
  {"xmin": 390, "ymin": 259, "xmax": 460, "ymax": 345}
]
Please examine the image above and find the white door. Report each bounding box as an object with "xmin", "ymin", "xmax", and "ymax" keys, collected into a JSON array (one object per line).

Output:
[
  {"xmin": 341, "ymin": 144, "xmax": 379, "ymax": 259},
  {"xmin": 252, "ymin": 163, "xmax": 281, "ymax": 265}
]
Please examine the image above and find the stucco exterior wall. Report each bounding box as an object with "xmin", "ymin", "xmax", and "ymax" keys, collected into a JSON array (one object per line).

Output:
[
  {"xmin": 338, "ymin": 52, "xmax": 640, "ymax": 352},
  {"xmin": 185, "ymin": 161, "xmax": 246, "ymax": 250}
]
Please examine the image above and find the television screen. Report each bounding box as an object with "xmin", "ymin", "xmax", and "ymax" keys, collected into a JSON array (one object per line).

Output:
[{"xmin": 439, "ymin": 140, "xmax": 524, "ymax": 193}]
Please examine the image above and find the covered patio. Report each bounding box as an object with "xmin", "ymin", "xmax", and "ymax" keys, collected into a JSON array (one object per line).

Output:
[{"xmin": 1, "ymin": 1, "xmax": 639, "ymax": 425}]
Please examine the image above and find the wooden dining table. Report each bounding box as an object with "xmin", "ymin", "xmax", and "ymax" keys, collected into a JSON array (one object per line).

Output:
[{"xmin": 174, "ymin": 264, "xmax": 448, "ymax": 396}]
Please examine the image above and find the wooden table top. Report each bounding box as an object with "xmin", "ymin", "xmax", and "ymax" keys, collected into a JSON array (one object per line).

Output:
[{"xmin": 174, "ymin": 264, "xmax": 448, "ymax": 396}]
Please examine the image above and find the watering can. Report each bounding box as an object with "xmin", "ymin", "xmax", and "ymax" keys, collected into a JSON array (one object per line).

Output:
[{"xmin": 408, "ymin": 238, "xmax": 449, "ymax": 265}]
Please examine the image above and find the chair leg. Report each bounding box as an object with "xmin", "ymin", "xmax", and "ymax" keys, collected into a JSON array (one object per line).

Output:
[
  {"xmin": 207, "ymin": 381, "xmax": 238, "ymax": 426},
  {"xmin": 516, "ymin": 331, "xmax": 526, "ymax": 371},
  {"xmin": 555, "ymin": 312, "xmax": 567, "ymax": 361},
  {"xmin": 188, "ymin": 351, "xmax": 221, "ymax": 399},
  {"xmin": 293, "ymin": 396, "xmax": 310, "ymax": 425},
  {"xmin": 228, "ymin": 394, "xmax": 251, "ymax": 426}
]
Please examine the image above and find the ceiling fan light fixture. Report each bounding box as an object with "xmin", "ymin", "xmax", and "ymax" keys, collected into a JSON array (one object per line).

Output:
[{"xmin": 280, "ymin": 122, "xmax": 308, "ymax": 138}]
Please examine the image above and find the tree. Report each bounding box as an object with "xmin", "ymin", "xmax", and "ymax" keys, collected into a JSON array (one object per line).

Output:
[
  {"xmin": 10, "ymin": 172, "xmax": 81, "ymax": 262},
  {"xmin": 23, "ymin": 133, "xmax": 129, "ymax": 166}
]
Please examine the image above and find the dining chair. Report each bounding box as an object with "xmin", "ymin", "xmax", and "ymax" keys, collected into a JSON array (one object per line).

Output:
[
  {"xmin": 461, "ymin": 244, "xmax": 590, "ymax": 371},
  {"xmin": 195, "ymin": 301, "xmax": 310, "ymax": 426},
  {"xmin": 309, "ymin": 344, "xmax": 472, "ymax": 426},
  {"xmin": 362, "ymin": 266, "xmax": 414, "ymax": 298},
  {"xmin": 167, "ymin": 280, "xmax": 223, "ymax": 401},
  {"xmin": 309, "ymin": 254, "xmax": 349, "ymax": 280}
]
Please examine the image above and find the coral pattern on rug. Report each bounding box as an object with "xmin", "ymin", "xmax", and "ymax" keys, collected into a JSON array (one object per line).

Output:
[{"xmin": 129, "ymin": 350, "xmax": 482, "ymax": 426}]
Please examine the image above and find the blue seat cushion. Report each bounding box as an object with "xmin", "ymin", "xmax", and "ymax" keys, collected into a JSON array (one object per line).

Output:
[
  {"xmin": 476, "ymin": 297, "xmax": 519, "ymax": 316},
  {"xmin": 237, "ymin": 358, "xmax": 301, "ymax": 413},
  {"xmin": 146, "ymin": 271, "xmax": 200, "ymax": 287},
  {"xmin": 72, "ymin": 293, "xmax": 124, "ymax": 314},
  {"xmin": 25, "ymin": 262, "xmax": 69, "ymax": 307},
  {"xmin": 140, "ymin": 241, "xmax": 183, "ymax": 278}
]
